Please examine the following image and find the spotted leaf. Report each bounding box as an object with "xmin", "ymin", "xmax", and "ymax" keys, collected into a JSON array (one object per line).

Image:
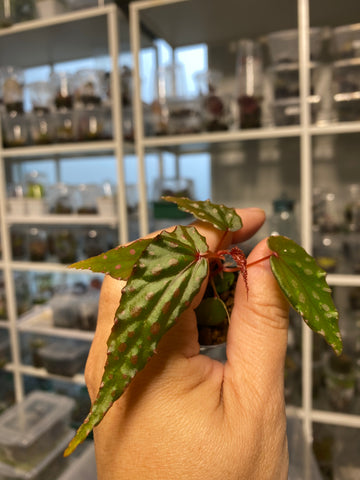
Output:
[
  {"xmin": 64, "ymin": 225, "xmax": 209, "ymax": 456},
  {"xmin": 267, "ymin": 235, "xmax": 342, "ymax": 355},
  {"xmin": 68, "ymin": 237, "xmax": 153, "ymax": 280},
  {"xmin": 163, "ymin": 196, "xmax": 243, "ymax": 232}
]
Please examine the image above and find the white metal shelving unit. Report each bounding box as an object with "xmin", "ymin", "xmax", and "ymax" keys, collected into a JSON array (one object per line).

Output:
[
  {"xmin": 128, "ymin": 0, "xmax": 360, "ymax": 471},
  {"xmin": 0, "ymin": 4, "xmax": 134, "ymax": 403},
  {"xmin": 0, "ymin": 0, "xmax": 359, "ymax": 475}
]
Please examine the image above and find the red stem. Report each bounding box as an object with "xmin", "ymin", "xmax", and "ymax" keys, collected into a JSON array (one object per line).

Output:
[
  {"xmin": 246, "ymin": 253, "xmax": 274, "ymax": 268},
  {"xmin": 215, "ymin": 229, "xmax": 229, "ymax": 252}
]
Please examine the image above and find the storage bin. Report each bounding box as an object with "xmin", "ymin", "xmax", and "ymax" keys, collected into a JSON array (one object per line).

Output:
[
  {"xmin": 0, "ymin": 391, "xmax": 74, "ymax": 466},
  {"xmin": 37, "ymin": 341, "xmax": 89, "ymax": 376},
  {"xmin": 266, "ymin": 28, "xmax": 323, "ymax": 64},
  {"xmin": 272, "ymin": 96, "xmax": 320, "ymax": 126},
  {"xmin": 0, "ymin": 429, "xmax": 73, "ymax": 480},
  {"xmin": 58, "ymin": 441, "xmax": 96, "ymax": 480},
  {"xmin": 334, "ymin": 93, "xmax": 360, "ymax": 122},
  {"xmin": 332, "ymin": 23, "xmax": 360, "ymax": 59}
]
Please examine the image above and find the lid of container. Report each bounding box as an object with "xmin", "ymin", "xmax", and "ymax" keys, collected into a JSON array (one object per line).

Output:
[
  {"xmin": 38, "ymin": 341, "xmax": 89, "ymax": 361},
  {"xmin": 0, "ymin": 429, "xmax": 74, "ymax": 479},
  {"xmin": 334, "ymin": 91, "xmax": 360, "ymax": 102},
  {"xmin": 333, "ymin": 57, "xmax": 360, "ymax": 68},
  {"xmin": 333, "ymin": 22, "xmax": 360, "ymax": 34},
  {"xmin": 273, "ymin": 95, "xmax": 320, "ymax": 106},
  {"xmin": 269, "ymin": 61, "xmax": 318, "ymax": 72},
  {"xmin": 0, "ymin": 391, "xmax": 75, "ymax": 448},
  {"xmin": 267, "ymin": 27, "xmax": 322, "ymax": 40}
]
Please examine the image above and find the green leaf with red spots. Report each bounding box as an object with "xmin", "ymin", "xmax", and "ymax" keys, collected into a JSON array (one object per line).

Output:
[
  {"xmin": 68, "ymin": 237, "xmax": 153, "ymax": 280},
  {"xmin": 267, "ymin": 235, "xmax": 342, "ymax": 355},
  {"xmin": 163, "ymin": 196, "xmax": 243, "ymax": 232},
  {"xmin": 64, "ymin": 225, "xmax": 209, "ymax": 456}
]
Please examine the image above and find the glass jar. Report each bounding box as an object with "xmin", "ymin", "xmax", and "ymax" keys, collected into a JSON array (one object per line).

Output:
[
  {"xmin": 48, "ymin": 183, "xmax": 74, "ymax": 214},
  {"xmin": 10, "ymin": 227, "xmax": 27, "ymax": 260},
  {"xmin": 151, "ymin": 63, "xmax": 202, "ymax": 135},
  {"xmin": 2, "ymin": 112, "xmax": 28, "ymax": 147},
  {"xmin": 76, "ymin": 184, "xmax": 101, "ymax": 214},
  {"xmin": 54, "ymin": 229, "xmax": 77, "ymax": 264},
  {"xmin": 74, "ymin": 68, "xmax": 106, "ymax": 107},
  {"xmin": 77, "ymin": 106, "xmax": 105, "ymax": 141},
  {"xmin": 50, "ymin": 71, "xmax": 75, "ymax": 111},
  {"xmin": 83, "ymin": 228, "xmax": 105, "ymax": 258},
  {"xmin": 235, "ymin": 39, "xmax": 263, "ymax": 129},
  {"xmin": 28, "ymin": 110, "xmax": 55, "ymax": 145},
  {"xmin": 0, "ymin": 0, "xmax": 15, "ymax": 27},
  {"xmin": 194, "ymin": 70, "xmax": 232, "ymax": 132},
  {"xmin": 27, "ymin": 81, "xmax": 54, "ymax": 112},
  {"xmin": 28, "ymin": 228, "xmax": 48, "ymax": 262},
  {"xmin": 54, "ymin": 109, "xmax": 76, "ymax": 142},
  {"xmin": 325, "ymin": 354, "xmax": 356, "ymax": 412},
  {"xmin": 268, "ymin": 194, "xmax": 299, "ymax": 242},
  {"xmin": 1, "ymin": 66, "xmax": 24, "ymax": 113}
]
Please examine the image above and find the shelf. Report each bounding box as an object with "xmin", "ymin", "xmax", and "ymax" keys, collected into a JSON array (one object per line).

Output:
[
  {"xmin": 139, "ymin": 122, "xmax": 360, "ymax": 153},
  {"xmin": 4, "ymin": 363, "xmax": 86, "ymax": 385},
  {"xmin": 18, "ymin": 306, "xmax": 94, "ymax": 341},
  {"xmin": 327, "ymin": 274, "xmax": 360, "ymax": 287},
  {"xmin": 9, "ymin": 261, "xmax": 97, "ymax": 273},
  {"xmin": 6, "ymin": 213, "xmax": 118, "ymax": 226},
  {"xmin": 136, "ymin": 0, "xmax": 360, "ymax": 48},
  {"xmin": 0, "ymin": 5, "xmax": 129, "ymax": 68},
  {"xmin": 1, "ymin": 140, "xmax": 118, "ymax": 159}
]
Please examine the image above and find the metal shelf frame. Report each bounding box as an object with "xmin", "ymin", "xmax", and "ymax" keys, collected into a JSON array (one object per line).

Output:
[
  {"xmin": 0, "ymin": 4, "xmax": 129, "ymax": 400},
  {"xmin": 129, "ymin": 0, "xmax": 360, "ymax": 462}
]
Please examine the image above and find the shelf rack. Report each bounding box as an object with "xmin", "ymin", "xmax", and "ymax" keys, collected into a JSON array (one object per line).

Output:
[
  {"xmin": 0, "ymin": 4, "xmax": 132, "ymax": 400},
  {"xmin": 128, "ymin": 0, "xmax": 360, "ymax": 469}
]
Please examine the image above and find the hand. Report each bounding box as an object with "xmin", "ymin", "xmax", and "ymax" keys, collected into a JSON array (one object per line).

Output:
[{"xmin": 85, "ymin": 208, "xmax": 290, "ymax": 479}]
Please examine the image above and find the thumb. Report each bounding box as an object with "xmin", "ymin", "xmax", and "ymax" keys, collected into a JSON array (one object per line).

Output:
[{"xmin": 225, "ymin": 237, "xmax": 290, "ymax": 400}]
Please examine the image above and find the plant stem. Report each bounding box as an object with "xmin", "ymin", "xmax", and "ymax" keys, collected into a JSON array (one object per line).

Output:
[
  {"xmin": 215, "ymin": 229, "xmax": 229, "ymax": 252},
  {"xmin": 246, "ymin": 253, "xmax": 274, "ymax": 268}
]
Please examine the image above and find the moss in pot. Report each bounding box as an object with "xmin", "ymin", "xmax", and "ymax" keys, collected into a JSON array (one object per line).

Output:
[{"xmin": 64, "ymin": 196, "xmax": 342, "ymax": 456}]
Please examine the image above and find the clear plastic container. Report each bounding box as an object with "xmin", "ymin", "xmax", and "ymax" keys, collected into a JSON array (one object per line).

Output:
[
  {"xmin": 0, "ymin": 391, "xmax": 74, "ymax": 466},
  {"xmin": 334, "ymin": 93, "xmax": 360, "ymax": 122},
  {"xmin": 50, "ymin": 71, "xmax": 75, "ymax": 111},
  {"xmin": 74, "ymin": 68, "xmax": 106, "ymax": 107},
  {"xmin": 194, "ymin": 70, "xmax": 232, "ymax": 131},
  {"xmin": 272, "ymin": 96, "xmax": 320, "ymax": 126},
  {"xmin": 28, "ymin": 111, "xmax": 55, "ymax": 145},
  {"xmin": 2, "ymin": 112, "xmax": 28, "ymax": 148},
  {"xmin": 54, "ymin": 110, "xmax": 77, "ymax": 142},
  {"xmin": 333, "ymin": 58, "xmax": 360, "ymax": 93},
  {"xmin": 38, "ymin": 341, "xmax": 89, "ymax": 376},
  {"xmin": 1, "ymin": 66, "xmax": 24, "ymax": 114},
  {"xmin": 0, "ymin": 429, "xmax": 73, "ymax": 480},
  {"xmin": 266, "ymin": 28, "xmax": 324, "ymax": 64},
  {"xmin": 77, "ymin": 106, "xmax": 106, "ymax": 141},
  {"xmin": 166, "ymin": 97, "xmax": 202, "ymax": 134},
  {"xmin": 332, "ymin": 23, "xmax": 360, "ymax": 59},
  {"xmin": 58, "ymin": 441, "xmax": 96, "ymax": 480},
  {"xmin": 235, "ymin": 39, "xmax": 263, "ymax": 129},
  {"xmin": 0, "ymin": 0, "xmax": 15, "ymax": 27},
  {"xmin": 151, "ymin": 63, "xmax": 202, "ymax": 135},
  {"xmin": 27, "ymin": 82, "xmax": 54, "ymax": 112}
]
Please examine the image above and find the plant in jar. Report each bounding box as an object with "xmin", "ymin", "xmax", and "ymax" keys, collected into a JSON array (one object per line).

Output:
[{"xmin": 64, "ymin": 197, "xmax": 342, "ymax": 455}]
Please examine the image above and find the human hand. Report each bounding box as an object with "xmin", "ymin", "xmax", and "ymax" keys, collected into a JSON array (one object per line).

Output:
[{"xmin": 85, "ymin": 208, "xmax": 290, "ymax": 479}]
